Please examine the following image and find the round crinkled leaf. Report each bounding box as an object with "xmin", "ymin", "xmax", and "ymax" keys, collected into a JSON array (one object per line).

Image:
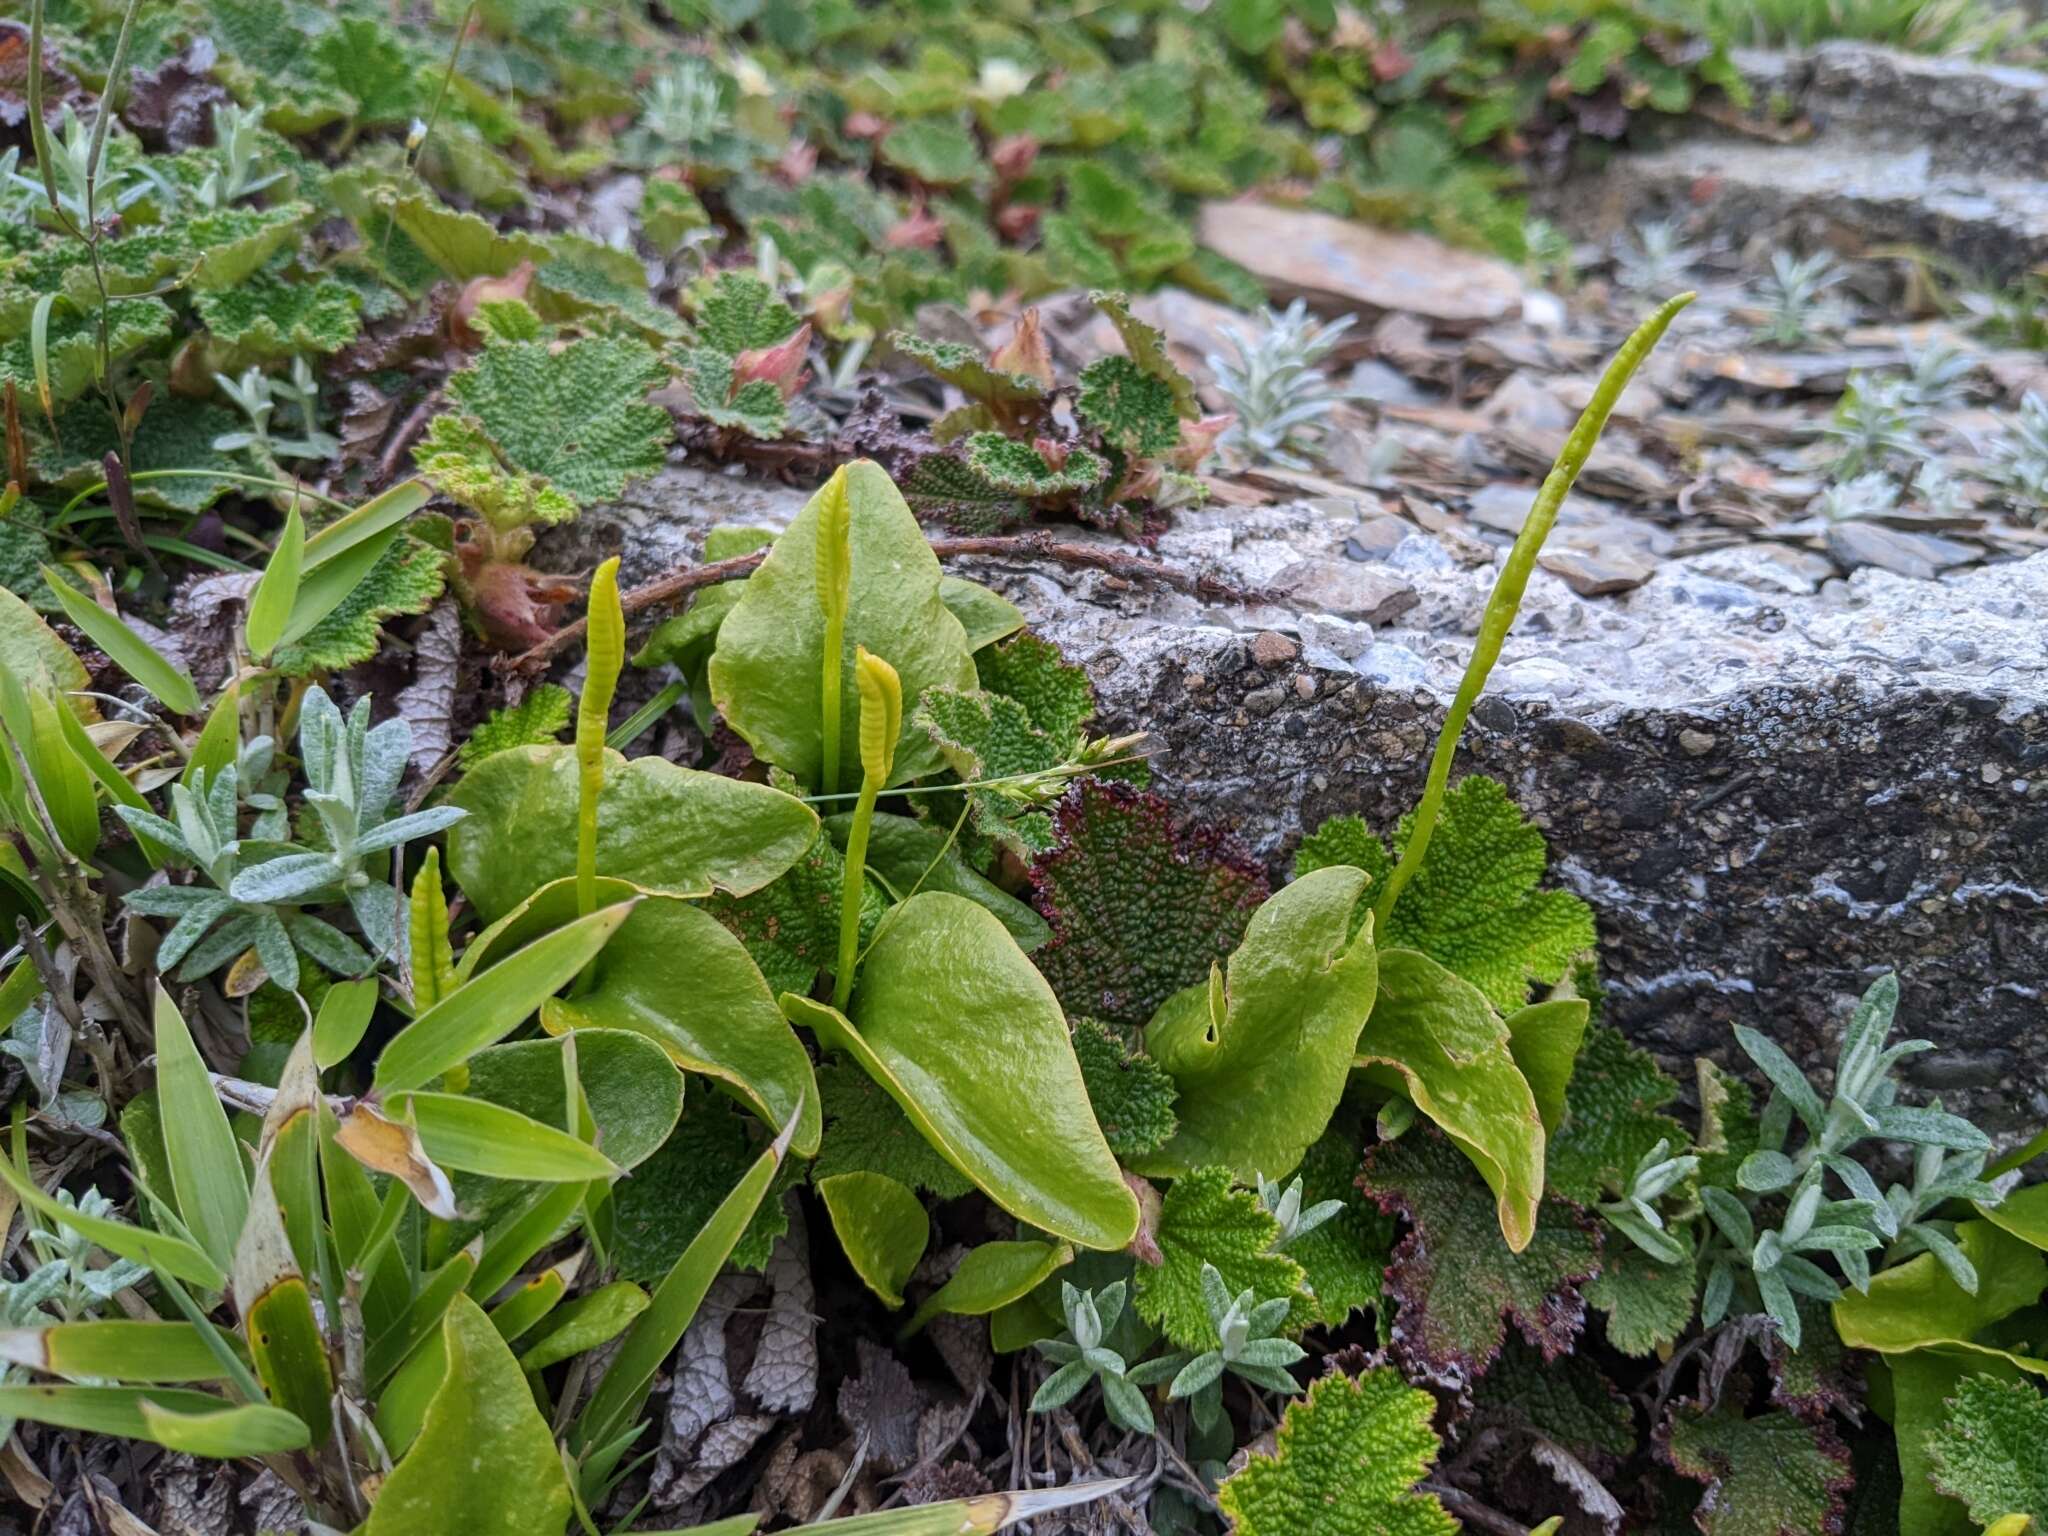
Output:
[
  {"xmin": 1136, "ymin": 866, "xmax": 1378, "ymax": 1184},
  {"xmin": 1217, "ymin": 1367, "xmax": 1457, "ymax": 1536},
  {"xmin": 1660, "ymin": 1399, "xmax": 1853, "ymax": 1536},
  {"xmin": 784, "ymin": 892, "xmax": 1136, "ymax": 1251},
  {"xmin": 707, "ymin": 460, "xmax": 978, "ymax": 789},
  {"xmin": 1360, "ymin": 1127, "xmax": 1601, "ymax": 1384},
  {"xmin": 541, "ymin": 895, "xmax": 820, "ymax": 1157},
  {"xmin": 444, "ymin": 744, "xmax": 819, "ymax": 922}
]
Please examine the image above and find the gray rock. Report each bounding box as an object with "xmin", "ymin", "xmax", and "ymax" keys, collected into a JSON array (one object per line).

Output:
[
  {"xmin": 1559, "ymin": 42, "xmax": 2048, "ymax": 279},
  {"xmin": 1277, "ymin": 559, "xmax": 1421, "ymax": 625},
  {"xmin": 573, "ymin": 466, "xmax": 2048, "ymax": 1140},
  {"xmin": 1826, "ymin": 520, "xmax": 1978, "ymax": 580},
  {"xmin": 1195, "ymin": 202, "xmax": 1527, "ymax": 329},
  {"xmin": 1538, "ymin": 548, "xmax": 1657, "ymax": 597}
]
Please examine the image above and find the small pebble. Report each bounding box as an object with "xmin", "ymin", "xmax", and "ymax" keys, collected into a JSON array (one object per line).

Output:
[
  {"xmin": 1251, "ymin": 630, "xmax": 1300, "ymax": 667},
  {"xmin": 1679, "ymin": 728, "xmax": 1717, "ymax": 757}
]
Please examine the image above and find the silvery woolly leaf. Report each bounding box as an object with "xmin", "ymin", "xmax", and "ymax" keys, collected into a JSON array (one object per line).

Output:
[
  {"xmin": 1824, "ymin": 1154, "xmax": 1887, "ymax": 1220},
  {"xmin": 1777, "ymin": 1254, "xmax": 1842, "ymax": 1301},
  {"xmin": 229, "ymin": 853, "xmax": 343, "ymax": 906},
  {"xmin": 113, "ymin": 806, "xmax": 194, "ymax": 863},
  {"xmin": 1246, "ymin": 1296, "xmax": 1292, "ymax": 1337},
  {"xmin": 1170, "ymin": 1350, "xmax": 1226, "ymax": 1400},
  {"xmin": 297, "ymin": 687, "xmax": 344, "ymax": 794},
  {"xmin": 1872, "ymin": 1105, "xmax": 1991, "ymax": 1152},
  {"xmin": 1733, "ymin": 1026, "xmax": 1826, "ymax": 1134},
  {"xmin": 1234, "ymin": 1336, "xmax": 1306, "ymax": 1369},
  {"xmin": 348, "ymin": 880, "xmax": 400, "ymax": 960},
  {"xmin": 353, "ymin": 805, "xmax": 466, "ymax": 855},
  {"xmin": 1702, "ymin": 1260, "xmax": 1734, "ymax": 1326},
  {"xmin": 305, "ymin": 788, "xmax": 357, "ymax": 850},
  {"xmin": 1099, "ymin": 1371, "xmax": 1153, "ymax": 1434},
  {"xmin": 1910, "ymin": 1224, "xmax": 1979, "ymax": 1294},
  {"xmin": 1233, "ymin": 1361, "xmax": 1305, "ymax": 1394},
  {"xmin": 284, "ymin": 912, "xmax": 373, "ymax": 976},
  {"xmin": 154, "ymin": 893, "xmax": 236, "ymax": 972},
  {"xmin": 1607, "ymin": 1203, "xmax": 1686, "ymax": 1264},
  {"xmin": 1701, "ymin": 1186, "xmax": 1754, "ymax": 1249},
  {"xmin": 175, "ymin": 910, "xmax": 265, "ymax": 980},
  {"xmin": 1094, "ymin": 1279, "xmax": 1127, "ymax": 1336},
  {"xmin": 1030, "ymin": 1357, "xmax": 1091, "ymax": 1412},
  {"xmin": 251, "ymin": 907, "xmax": 299, "ymax": 992},
  {"xmin": 356, "ymin": 717, "xmax": 411, "ymax": 826},
  {"xmin": 122, "ymin": 884, "xmax": 230, "ymax": 917},
  {"xmin": 1833, "ymin": 972, "xmax": 1899, "ymax": 1094},
  {"xmin": 1738, "ymin": 1150, "xmax": 1797, "ymax": 1194},
  {"xmin": 1755, "ymin": 1269, "xmax": 1799, "ymax": 1346}
]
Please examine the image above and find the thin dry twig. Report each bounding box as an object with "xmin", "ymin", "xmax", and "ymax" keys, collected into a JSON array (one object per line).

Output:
[{"xmin": 501, "ymin": 534, "xmax": 1261, "ymax": 676}]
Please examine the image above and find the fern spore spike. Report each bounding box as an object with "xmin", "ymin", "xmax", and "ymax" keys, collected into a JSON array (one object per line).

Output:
[
  {"xmin": 1374, "ymin": 292, "xmax": 1694, "ymax": 927},
  {"xmin": 816, "ymin": 467, "xmax": 853, "ymax": 797},
  {"xmin": 576, "ymin": 558, "xmax": 625, "ymax": 919},
  {"xmin": 834, "ymin": 647, "xmax": 900, "ymax": 1013}
]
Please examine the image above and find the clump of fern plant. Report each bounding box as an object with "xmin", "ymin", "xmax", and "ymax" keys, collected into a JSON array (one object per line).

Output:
[{"xmin": 1207, "ymin": 300, "xmax": 1356, "ymax": 471}]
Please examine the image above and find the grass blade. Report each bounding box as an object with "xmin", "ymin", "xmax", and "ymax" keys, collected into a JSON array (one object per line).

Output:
[
  {"xmin": 572, "ymin": 1103, "xmax": 800, "ymax": 1454},
  {"xmin": 242, "ymin": 505, "xmax": 305, "ymax": 660},
  {"xmin": 153, "ymin": 984, "xmax": 249, "ymax": 1274},
  {"xmin": 371, "ymin": 899, "xmax": 635, "ymax": 1095},
  {"xmin": 40, "ymin": 569, "xmax": 201, "ymax": 716},
  {"xmin": 0, "ymin": 1321, "xmax": 240, "ymax": 1382},
  {"xmin": 137, "ymin": 1398, "xmax": 311, "ymax": 1457},
  {"xmin": 301, "ymin": 478, "xmax": 430, "ymax": 569},
  {"xmin": 385, "ymin": 1092, "xmax": 621, "ymax": 1182}
]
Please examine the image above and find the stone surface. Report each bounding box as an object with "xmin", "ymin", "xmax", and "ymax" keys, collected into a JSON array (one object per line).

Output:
[
  {"xmin": 1559, "ymin": 41, "xmax": 2048, "ymax": 278},
  {"xmin": 1195, "ymin": 202, "xmax": 1527, "ymax": 329},
  {"xmin": 1826, "ymin": 520, "xmax": 1979, "ymax": 581},
  {"xmin": 562, "ymin": 465, "xmax": 2048, "ymax": 1141}
]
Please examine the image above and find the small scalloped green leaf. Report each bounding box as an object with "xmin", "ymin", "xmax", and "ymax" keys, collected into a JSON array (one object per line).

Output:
[{"xmin": 1217, "ymin": 1367, "xmax": 1457, "ymax": 1536}]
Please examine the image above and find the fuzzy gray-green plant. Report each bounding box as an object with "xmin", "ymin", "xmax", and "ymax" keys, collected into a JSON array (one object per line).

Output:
[
  {"xmin": 1126, "ymin": 1262, "xmax": 1307, "ymax": 1433},
  {"xmin": 1031, "ymin": 1280, "xmax": 1155, "ymax": 1433},
  {"xmin": 1824, "ymin": 373, "xmax": 1931, "ymax": 480},
  {"xmin": 1697, "ymin": 974, "xmax": 2014, "ymax": 1348},
  {"xmin": 1207, "ymin": 300, "xmax": 1356, "ymax": 470},
  {"xmin": 1989, "ymin": 390, "xmax": 2048, "ymax": 521},
  {"xmin": 1754, "ymin": 249, "xmax": 1842, "ymax": 347},
  {"xmin": 1615, "ymin": 218, "xmax": 1697, "ymax": 295},
  {"xmin": 116, "ymin": 687, "xmax": 464, "ymax": 991}
]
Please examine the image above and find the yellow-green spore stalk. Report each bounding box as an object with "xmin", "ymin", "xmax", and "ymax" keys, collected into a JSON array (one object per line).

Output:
[{"xmin": 833, "ymin": 646, "xmax": 901, "ymax": 1012}]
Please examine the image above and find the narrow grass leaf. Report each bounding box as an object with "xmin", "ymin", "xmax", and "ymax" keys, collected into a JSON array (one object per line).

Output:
[
  {"xmin": 138, "ymin": 1398, "xmax": 311, "ymax": 1457},
  {"xmin": 40, "ymin": 569, "xmax": 200, "ymax": 715},
  {"xmin": 153, "ymin": 984, "xmax": 249, "ymax": 1273},
  {"xmin": 372, "ymin": 899, "xmax": 635, "ymax": 1094},
  {"xmin": 386, "ymin": 1092, "xmax": 621, "ymax": 1182},
  {"xmin": 243, "ymin": 505, "xmax": 305, "ymax": 659}
]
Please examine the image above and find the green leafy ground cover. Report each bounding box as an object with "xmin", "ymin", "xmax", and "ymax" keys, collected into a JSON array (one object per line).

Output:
[{"xmin": 0, "ymin": 3, "xmax": 2044, "ymax": 1535}]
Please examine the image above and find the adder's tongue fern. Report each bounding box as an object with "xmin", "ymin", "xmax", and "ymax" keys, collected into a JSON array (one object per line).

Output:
[
  {"xmin": 1374, "ymin": 292, "xmax": 1694, "ymax": 927},
  {"xmin": 576, "ymin": 558, "xmax": 625, "ymax": 919}
]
